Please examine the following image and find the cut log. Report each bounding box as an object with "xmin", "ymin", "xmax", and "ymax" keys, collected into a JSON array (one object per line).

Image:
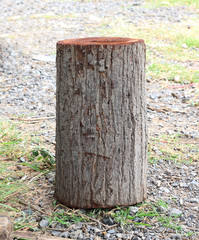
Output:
[
  {"xmin": 0, "ymin": 215, "xmax": 12, "ymax": 240},
  {"xmin": 55, "ymin": 37, "xmax": 147, "ymax": 208}
]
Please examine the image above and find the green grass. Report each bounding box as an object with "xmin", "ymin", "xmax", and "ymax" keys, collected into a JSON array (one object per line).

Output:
[
  {"xmin": 14, "ymin": 212, "xmax": 38, "ymax": 231},
  {"xmin": 147, "ymin": 62, "xmax": 199, "ymax": 82},
  {"xmin": 0, "ymin": 120, "xmax": 198, "ymax": 237},
  {"xmin": 0, "ymin": 120, "xmax": 34, "ymax": 160},
  {"xmin": 48, "ymin": 210, "xmax": 88, "ymax": 228},
  {"xmin": 89, "ymin": 14, "xmax": 199, "ymax": 83},
  {"xmin": 111, "ymin": 200, "xmax": 183, "ymax": 231},
  {"xmin": 148, "ymin": 133, "xmax": 199, "ymax": 164},
  {"xmin": 0, "ymin": 120, "xmax": 55, "ymax": 171},
  {"xmin": 0, "ymin": 120, "xmax": 55, "ymax": 231},
  {"xmin": 144, "ymin": 0, "xmax": 199, "ymax": 8}
]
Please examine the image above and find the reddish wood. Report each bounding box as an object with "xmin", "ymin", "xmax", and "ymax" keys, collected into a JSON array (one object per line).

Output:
[{"xmin": 57, "ymin": 37, "xmax": 144, "ymax": 46}]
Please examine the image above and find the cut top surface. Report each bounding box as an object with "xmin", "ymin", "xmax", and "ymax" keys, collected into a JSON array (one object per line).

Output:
[{"xmin": 57, "ymin": 37, "xmax": 144, "ymax": 46}]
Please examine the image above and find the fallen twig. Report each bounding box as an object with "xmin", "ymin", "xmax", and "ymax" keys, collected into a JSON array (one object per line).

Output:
[
  {"xmin": 147, "ymin": 106, "xmax": 185, "ymax": 114},
  {"xmin": 12, "ymin": 231, "xmax": 71, "ymax": 240},
  {"xmin": 59, "ymin": 204, "xmax": 118, "ymax": 230},
  {"xmin": 10, "ymin": 116, "xmax": 56, "ymax": 122},
  {"xmin": 18, "ymin": 200, "xmax": 49, "ymax": 216},
  {"xmin": 167, "ymin": 83, "xmax": 195, "ymax": 89}
]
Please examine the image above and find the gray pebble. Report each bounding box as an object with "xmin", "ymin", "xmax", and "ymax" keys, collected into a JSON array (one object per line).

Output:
[
  {"xmin": 19, "ymin": 157, "xmax": 26, "ymax": 162},
  {"xmin": 186, "ymin": 198, "xmax": 199, "ymax": 203},
  {"xmin": 107, "ymin": 229, "xmax": 116, "ymax": 234},
  {"xmin": 51, "ymin": 230, "xmax": 62, "ymax": 237},
  {"xmin": 77, "ymin": 233, "xmax": 84, "ymax": 240},
  {"xmin": 150, "ymin": 93, "xmax": 161, "ymax": 100},
  {"xmin": 69, "ymin": 230, "xmax": 82, "ymax": 239},
  {"xmin": 159, "ymin": 187, "xmax": 170, "ymax": 193},
  {"xmin": 23, "ymin": 209, "xmax": 33, "ymax": 215},
  {"xmin": 104, "ymin": 233, "xmax": 110, "ymax": 239},
  {"xmin": 116, "ymin": 233, "xmax": 125, "ymax": 238},
  {"xmin": 38, "ymin": 202, "xmax": 44, "ymax": 208},
  {"xmin": 169, "ymin": 208, "xmax": 182, "ymax": 216},
  {"xmin": 60, "ymin": 232, "xmax": 69, "ymax": 238},
  {"xmin": 129, "ymin": 206, "xmax": 139, "ymax": 214},
  {"xmin": 102, "ymin": 216, "xmax": 114, "ymax": 225},
  {"xmin": 39, "ymin": 219, "xmax": 49, "ymax": 228}
]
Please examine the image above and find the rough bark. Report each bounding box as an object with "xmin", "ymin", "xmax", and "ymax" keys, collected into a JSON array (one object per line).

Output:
[{"xmin": 55, "ymin": 37, "xmax": 147, "ymax": 208}]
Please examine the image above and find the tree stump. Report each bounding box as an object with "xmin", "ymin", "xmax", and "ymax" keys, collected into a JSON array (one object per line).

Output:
[
  {"xmin": 55, "ymin": 37, "xmax": 147, "ymax": 208},
  {"xmin": 0, "ymin": 215, "xmax": 12, "ymax": 240}
]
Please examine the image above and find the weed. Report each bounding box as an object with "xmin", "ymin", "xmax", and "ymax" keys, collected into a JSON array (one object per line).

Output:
[
  {"xmin": 0, "ymin": 120, "xmax": 55, "ymax": 231},
  {"xmin": 30, "ymin": 147, "xmax": 55, "ymax": 170},
  {"xmin": 110, "ymin": 200, "xmax": 183, "ymax": 231},
  {"xmin": 48, "ymin": 209, "xmax": 88, "ymax": 228},
  {"xmin": 14, "ymin": 212, "xmax": 38, "ymax": 231}
]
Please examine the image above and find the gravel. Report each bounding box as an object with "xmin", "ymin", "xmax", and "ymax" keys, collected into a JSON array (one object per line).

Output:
[{"xmin": 0, "ymin": 0, "xmax": 198, "ymax": 239}]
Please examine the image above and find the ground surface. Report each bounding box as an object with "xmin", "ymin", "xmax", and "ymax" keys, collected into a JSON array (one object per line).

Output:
[{"xmin": 0, "ymin": 0, "xmax": 198, "ymax": 240}]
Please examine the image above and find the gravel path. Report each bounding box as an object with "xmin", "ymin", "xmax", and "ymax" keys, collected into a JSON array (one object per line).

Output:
[{"xmin": 0, "ymin": 1, "xmax": 198, "ymax": 239}]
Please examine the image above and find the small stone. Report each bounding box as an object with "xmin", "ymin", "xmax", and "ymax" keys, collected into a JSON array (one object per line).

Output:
[
  {"xmin": 93, "ymin": 227, "xmax": 101, "ymax": 233},
  {"xmin": 171, "ymin": 234, "xmax": 181, "ymax": 239},
  {"xmin": 60, "ymin": 232, "xmax": 69, "ymax": 238},
  {"xmin": 131, "ymin": 236, "xmax": 140, "ymax": 240},
  {"xmin": 39, "ymin": 219, "xmax": 49, "ymax": 228},
  {"xmin": 46, "ymin": 172, "xmax": 55, "ymax": 179},
  {"xmin": 172, "ymin": 182, "xmax": 178, "ymax": 187},
  {"xmin": 107, "ymin": 229, "xmax": 116, "ymax": 234},
  {"xmin": 150, "ymin": 93, "xmax": 161, "ymax": 100},
  {"xmin": 171, "ymin": 92, "xmax": 179, "ymax": 98},
  {"xmin": 39, "ymin": 202, "xmax": 44, "ymax": 208},
  {"xmin": 134, "ymin": 217, "xmax": 142, "ymax": 222},
  {"xmin": 156, "ymin": 206, "xmax": 168, "ymax": 213},
  {"xmin": 129, "ymin": 206, "xmax": 139, "ymax": 214},
  {"xmin": 19, "ymin": 157, "xmax": 26, "ymax": 162},
  {"xmin": 182, "ymin": 43, "xmax": 188, "ymax": 49},
  {"xmin": 180, "ymin": 182, "xmax": 187, "ymax": 188},
  {"xmin": 116, "ymin": 233, "xmax": 125, "ymax": 238},
  {"xmin": 48, "ymin": 178, "xmax": 54, "ymax": 183},
  {"xmin": 156, "ymin": 180, "xmax": 161, "ymax": 187},
  {"xmin": 23, "ymin": 209, "xmax": 32, "ymax": 215},
  {"xmin": 186, "ymin": 198, "xmax": 199, "ymax": 203},
  {"xmin": 69, "ymin": 230, "xmax": 82, "ymax": 239},
  {"xmin": 74, "ymin": 222, "xmax": 83, "ymax": 229},
  {"xmin": 51, "ymin": 230, "xmax": 61, "ymax": 237},
  {"xmin": 32, "ymin": 54, "xmax": 56, "ymax": 62},
  {"xmin": 169, "ymin": 208, "xmax": 182, "ymax": 216},
  {"xmin": 102, "ymin": 216, "xmax": 114, "ymax": 226},
  {"xmin": 189, "ymin": 180, "xmax": 198, "ymax": 186},
  {"xmin": 77, "ymin": 233, "xmax": 84, "ymax": 240},
  {"xmin": 104, "ymin": 233, "xmax": 110, "ymax": 238},
  {"xmin": 160, "ymin": 187, "xmax": 170, "ymax": 193},
  {"xmin": 174, "ymin": 75, "xmax": 180, "ymax": 81},
  {"xmin": 179, "ymin": 198, "xmax": 184, "ymax": 205}
]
